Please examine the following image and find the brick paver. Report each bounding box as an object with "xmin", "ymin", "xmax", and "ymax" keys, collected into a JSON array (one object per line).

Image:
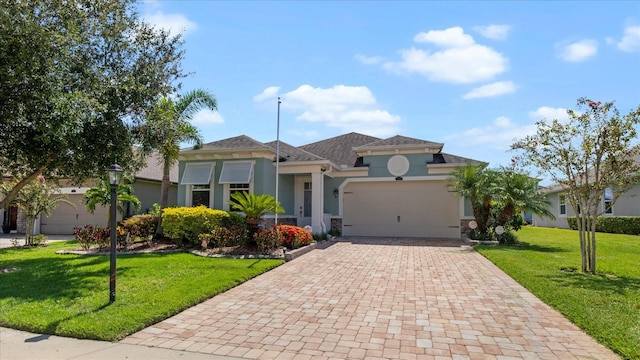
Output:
[{"xmin": 122, "ymin": 238, "xmax": 618, "ymax": 359}]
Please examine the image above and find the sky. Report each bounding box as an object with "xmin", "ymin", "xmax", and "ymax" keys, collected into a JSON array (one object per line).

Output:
[{"xmin": 138, "ymin": 0, "xmax": 640, "ymax": 174}]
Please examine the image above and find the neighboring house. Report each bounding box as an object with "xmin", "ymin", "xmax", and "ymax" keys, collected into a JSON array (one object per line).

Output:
[
  {"xmin": 178, "ymin": 132, "xmax": 482, "ymax": 239},
  {"xmin": 533, "ymin": 153, "xmax": 640, "ymax": 228},
  {"xmin": 0, "ymin": 152, "xmax": 177, "ymax": 235}
]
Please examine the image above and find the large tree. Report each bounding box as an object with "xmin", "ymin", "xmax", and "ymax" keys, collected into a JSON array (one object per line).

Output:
[
  {"xmin": 139, "ymin": 89, "xmax": 217, "ymax": 209},
  {"xmin": 0, "ymin": 0, "xmax": 185, "ymax": 209},
  {"xmin": 512, "ymin": 98, "xmax": 640, "ymax": 273}
]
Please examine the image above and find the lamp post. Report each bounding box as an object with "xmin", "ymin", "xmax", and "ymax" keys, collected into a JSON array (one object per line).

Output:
[{"xmin": 107, "ymin": 163, "xmax": 123, "ymax": 303}]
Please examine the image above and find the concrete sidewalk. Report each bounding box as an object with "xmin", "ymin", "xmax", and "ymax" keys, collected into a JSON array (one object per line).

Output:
[
  {"xmin": 0, "ymin": 233, "xmax": 72, "ymax": 249},
  {"xmin": 0, "ymin": 327, "xmax": 242, "ymax": 360}
]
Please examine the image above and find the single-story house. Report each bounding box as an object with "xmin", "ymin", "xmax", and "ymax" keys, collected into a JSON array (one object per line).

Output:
[
  {"xmin": 533, "ymin": 180, "xmax": 640, "ymax": 229},
  {"xmin": 178, "ymin": 132, "xmax": 483, "ymax": 239},
  {"xmin": 1, "ymin": 152, "xmax": 177, "ymax": 235}
]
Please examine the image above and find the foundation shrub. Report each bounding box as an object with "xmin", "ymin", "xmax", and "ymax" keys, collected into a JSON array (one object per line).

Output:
[
  {"xmin": 162, "ymin": 206, "xmax": 229, "ymax": 247},
  {"xmin": 276, "ymin": 225, "xmax": 313, "ymax": 250}
]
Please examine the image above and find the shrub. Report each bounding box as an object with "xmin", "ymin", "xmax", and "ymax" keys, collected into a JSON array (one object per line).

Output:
[
  {"xmin": 567, "ymin": 216, "xmax": 640, "ymax": 235},
  {"xmin": 122, "ymin": 215, "xmax": 159, "ymax": 243},
  {"xmin": 497, "ymin": 231, "xmax": 518, "ymax": 245},
  {"xmin": 253, "ymin": 228, "xmax": 281, "ymax": 254},
  {"xmin": 74, "ymin": 225, "xmax": 95, "ymax": 250},
  {"xmin": 162, "ymin": 206, "xmax": 229, "ymax": 247},
  {"xmin": 73, "ymin": 225, "xmax": 109, "ymax": 250},
  {"xmin": 222, "ymin": 212, "xmax": 246, "ymax": 229},
  {"xmin": 200, "ymin": 226, "xmax": 248, "ymax": 249},
  {"xmin": 276, "ymin": 225, "xmax": 313, "ymax": 250}
]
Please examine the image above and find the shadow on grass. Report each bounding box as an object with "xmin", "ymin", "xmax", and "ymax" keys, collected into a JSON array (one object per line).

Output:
[
  {"xmin": 0, "ymin": 254, "xmax": 124, "ymax": 301},
  {"xmin": 476, "ymin": 241, "xmax": 570, "ymax": 253},
  {"xmin": 545, "ymin": 271, "xmax": 640, "ymax": 296}
]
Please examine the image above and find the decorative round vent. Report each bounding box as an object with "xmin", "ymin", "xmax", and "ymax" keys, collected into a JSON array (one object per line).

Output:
[{"xmin": 387, "ymin": 155, "xmax": 410, "ymax": 177}]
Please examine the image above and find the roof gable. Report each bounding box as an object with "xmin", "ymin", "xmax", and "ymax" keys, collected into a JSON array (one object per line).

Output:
[
  {"xmin": 197, "ymin": 135, "xmax": 272, "ymax": 152},
  {"xmin": 354, "ymin": 135, "xmax": 444, "ymax": 154},
  {"xmin": 264, "ymin": 140, "xmax": 325, "ymax": 162}
]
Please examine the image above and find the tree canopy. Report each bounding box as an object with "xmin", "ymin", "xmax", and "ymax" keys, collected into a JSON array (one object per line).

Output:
[
  {"xmin": 512, "ymin": 97, "xmax": 640, "ymax": 273},
  {"xmin": 0, "ymin": 0, "xmax": 186, "ymax": 208}
]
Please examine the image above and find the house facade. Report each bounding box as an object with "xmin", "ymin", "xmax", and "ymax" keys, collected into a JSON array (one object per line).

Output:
[
  {"xmin": 1, "ymin": 152, "xmax": 177, "ymax": 235},
  {"xmin": 178, "ymin": 132, "xmax": 482, "ymax": 239},
  {"xmin": 533, "ymin": 183, "xmax": 640, "ymax": 229}
]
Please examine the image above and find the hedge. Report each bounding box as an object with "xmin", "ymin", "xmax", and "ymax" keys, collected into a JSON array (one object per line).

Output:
[
  {"xmin": 162, "ymin": 206, "xmax": 229, "ymax": 247},
  {"xmin": 567, "ymin": 216, "xmax": 640, "ymax": 235}
]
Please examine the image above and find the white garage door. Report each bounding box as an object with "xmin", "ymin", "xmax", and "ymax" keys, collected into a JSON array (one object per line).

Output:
[
  {"xmin": 342, "ymin": 180, "xmax": 460, "ymax": 238},
  {"xmin": 40, "ymin": 194, "xmax": 109, "ymax": 234}
]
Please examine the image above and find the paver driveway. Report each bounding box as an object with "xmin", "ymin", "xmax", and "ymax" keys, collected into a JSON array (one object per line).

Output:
[{"xmin": 123, "ymin": 238, "xmax": 618, "ymax": 359}]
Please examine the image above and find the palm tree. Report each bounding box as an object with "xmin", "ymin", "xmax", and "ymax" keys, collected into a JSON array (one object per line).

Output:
[
  {"xmin": 494, "ymin": 171, "xmax": 555, "ymax": 227},
  {"xmin": 84, "ymin": 179, "xmax": 141, "ymax": 226},
  {"xmin": 142, "ymin": 89, "xmax": 218, "ymax": 209},
  {"xmin": 229, "ymin": 192, "xmax": 284, "ymax": 235},
  {"xmin": 449, "ymin": 165, "xmax": 497, "ymax": 234}
]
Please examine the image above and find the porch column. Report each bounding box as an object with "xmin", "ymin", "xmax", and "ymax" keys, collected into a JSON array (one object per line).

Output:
[{"xmin": 311, "ymin": 171, "xmax": 324, "ymax": 233}]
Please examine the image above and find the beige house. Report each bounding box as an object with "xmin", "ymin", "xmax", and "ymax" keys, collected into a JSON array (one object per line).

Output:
[{"xmin": 1, "ymin": 152, "xmax": 177, "ymax": 235}]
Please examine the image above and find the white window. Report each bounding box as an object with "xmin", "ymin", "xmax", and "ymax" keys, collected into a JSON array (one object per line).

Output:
[
  {"xmin": 559, "ymin": 194, "xmax": 567, "ymax": 216},
  {"xmin": 228, "ymin": 183, "xmax": 251, "ymax": 211},
  {"xmin": 181, "ymin": 163, "xmax": 215, "ymax": 207},
  {"xmin": 603, "ymin": 187, "xmax": 613, "ymax": 215}
]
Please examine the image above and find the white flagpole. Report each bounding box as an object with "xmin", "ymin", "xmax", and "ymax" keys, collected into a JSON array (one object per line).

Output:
[{"xmin": 275, "ymin": 97, "xmax": 281, "ymax": 226}]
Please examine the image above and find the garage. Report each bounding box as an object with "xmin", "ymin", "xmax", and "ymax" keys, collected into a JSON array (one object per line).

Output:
[
  {"xmin": 342, "ymin": 179, "xmax": 460, "ymax": 238},
  {"xmin": 40, "ymin": 194, "xmax": 109, "ymax": 235}
]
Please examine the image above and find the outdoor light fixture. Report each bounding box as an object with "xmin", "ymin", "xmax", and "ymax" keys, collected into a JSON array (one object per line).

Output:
[
  {"xmin": 107, "ymin": 163, "xmax": 122, "ymax": 303},
  {"xmin": 333, "ymin": 188, "xmax": 339, "ymax": 198}
]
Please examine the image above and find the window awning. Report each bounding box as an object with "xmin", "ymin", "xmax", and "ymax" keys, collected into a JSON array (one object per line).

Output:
[
  {"xmin": 219, "ymin": 161, "xmax": 254, "ymax": 184},
  {"xmin": 180, "ymin": 163, "xmax": 214, "ymax": 185}
]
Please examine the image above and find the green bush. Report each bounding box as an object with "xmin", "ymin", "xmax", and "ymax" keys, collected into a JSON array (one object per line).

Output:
[
  {"xmin": 222, "ymin": 212, "xmax": 246, "ymax": 229},
  {"xmin": 567, "ymin": 216, "xmax": 640, "ymax": 235},
  {"xmin": 253, "ymin": 228, "xmax": 281, "ymax": 254},
  {"xmin": 162, "ymin": 206, "xmax": 229, "ymax": 247},
  {"xmin": 121, "ymin": 214, "xmax": 159, "ymax": 243}
]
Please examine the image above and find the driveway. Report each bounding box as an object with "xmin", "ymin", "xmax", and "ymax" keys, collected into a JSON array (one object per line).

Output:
[{"xmin": 123, "ymin": 238, "xmax": 617, "ymax": 359}]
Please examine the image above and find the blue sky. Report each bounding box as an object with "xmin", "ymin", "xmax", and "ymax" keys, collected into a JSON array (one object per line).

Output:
[{"xmin": 139, "ymin": 1, "xmax": 640, "ymax": 170}]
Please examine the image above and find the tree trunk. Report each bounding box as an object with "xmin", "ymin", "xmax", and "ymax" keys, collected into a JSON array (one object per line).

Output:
[
  {"xmin": 578, "ymin": 215, "xmax": 587, "ymax": 273},
  {"xmin": 25, "ymin": 216, "xmax": 35, "ymax": 246},
  {"xmin": 0, "ymin": 167, "xmax": 45, "ymax": 209}
]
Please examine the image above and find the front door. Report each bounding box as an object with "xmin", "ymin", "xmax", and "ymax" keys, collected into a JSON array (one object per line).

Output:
[{"xmin": 295, "ymin": 176, "xmax": 312, "ymax": 227}]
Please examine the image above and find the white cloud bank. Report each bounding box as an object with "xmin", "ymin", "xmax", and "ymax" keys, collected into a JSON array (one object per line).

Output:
[
  {"xmin": 557, "ymin": 39, "xmax": 598, "ymax": 62},
  {"xmin": 463, "ymin": 81, "xmax": 516, "ymax": 99},
  {"xmin": 615, "ymin": 25, "xmax": 640, "ymax": 53},
  {"xmin": 142, "ymin": 9, "xmax": 197, "ymax": 36},
  {"xmin": 191, "ymin": 109, "xmax": 224, "ymax": 127},
  {"xmin": 381, "ymin": 26, "xmax": 509, "ymax": 84},
  {"xmin": 254, "ymin": 84, "xmax": 401, "ymax": 138},
  {"xmin": 473, "ymin": 24, "xmax": 511, "ymax": 41}
]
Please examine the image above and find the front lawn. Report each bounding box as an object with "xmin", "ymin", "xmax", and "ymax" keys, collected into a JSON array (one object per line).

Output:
[
  {"xmin": 0, "ymin": 240, "xmax": 283, "ymax": 341},
  {"xmin": 475, "ymin": 226, "xmax": 640, "ymax": 360}
]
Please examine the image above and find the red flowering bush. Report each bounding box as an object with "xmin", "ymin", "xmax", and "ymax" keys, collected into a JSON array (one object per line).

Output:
[
  {"xmin": 276, "ymin": 225, "xmax": 313, "ymax": 249},
  {"xmin": 253, "ymin": 228, "xmax": 280, "ymax": 254}
]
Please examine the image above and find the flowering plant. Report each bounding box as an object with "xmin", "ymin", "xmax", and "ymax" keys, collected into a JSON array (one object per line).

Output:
[{"xmin": 276, "ymin": 225, "xmax": 313, "ymax": 249}]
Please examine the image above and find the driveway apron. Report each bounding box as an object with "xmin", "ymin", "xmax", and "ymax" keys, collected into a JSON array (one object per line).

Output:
[{"xmin": 122, "ymin": 238, "xmax": 618, "ymax": 359}]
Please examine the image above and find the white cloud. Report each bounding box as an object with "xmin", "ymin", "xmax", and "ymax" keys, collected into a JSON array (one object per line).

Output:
[
  {"xmin": 253, "ymin": 86, "xmax": 281, "ymax": 102},
  {"xmin": 383, "ymin": 27, "xmax": 508, "ymax": 84},
  {"xmin": 142, "ymin": 10, "xmax": 197, "ymax": 36},
  {"xmin": 473, "ymin": 24, "xmax": 511, "ymax": 41},
  {"xmin": 616, "ymin": 25, "xmax": 640, "ymax": 52},
  {"xmin": 462, "ymin": 81, "xmax": 516, "ymax": 99},
  {"xmin": 278, "ymin": 84, "xmax": 401, "ymax": 137},
  {"xmin": 191, "ymin": 110, "xmax": 224, "ymax": 126},
  {"xmin": 444, "ymin": 116, "xmax": 537, "ymax": 150},
  {"xmin": 413, "ymin": 27, "xmax": 475, "ymax": 48},
  {"xmin": 557, "ymin": 39, "xmax": 598, "ymax": 62},
  {"xmin": 354, "ymin": 54, "xmax": 384, "ymax": 65},
  {"xmin": 528, "ymin": 106, "xmax": 570, "ymax": 123}
]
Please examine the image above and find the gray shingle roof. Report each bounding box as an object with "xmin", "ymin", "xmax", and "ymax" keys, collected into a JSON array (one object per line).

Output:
[
  {"xmin": 299, "ymin": 132, "xmax": 381, "ymax": 167},
  {"xmin": 353, "ymin": 135, "xmax": 443, "ymax": 150},
  {"xmin": 196, "ymin": 135, "xmax": 273, "ymax": 151},
  {"xmin": 264, "ymin": 141, "xmax": 325, "ymax": 162},
  {"xmin": 135, "ymin": 152, "xmax": 178, "ymax": 183},
  {"xmin": 438, "ymin": 152, "xmax": 485, "ymax": 165}
]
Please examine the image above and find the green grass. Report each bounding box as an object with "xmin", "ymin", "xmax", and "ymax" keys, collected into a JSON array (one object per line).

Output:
[
  {"xmin": 0, "ymin": 241, "xmax": 283, "ymax": 341},
  {"xmin": 475, "ymin": 227, "xmax": 640, "ymax": 360}
]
